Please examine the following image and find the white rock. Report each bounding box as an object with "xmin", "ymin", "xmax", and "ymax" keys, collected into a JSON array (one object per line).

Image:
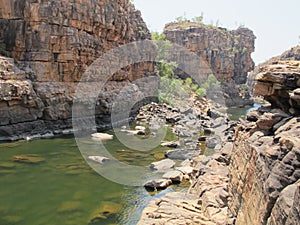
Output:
[
  {"xmin": 88, "ymin": 156, "xmax": 110, "ymax": 164},
  {"xmin": 135, "ymin": 126, "xmax": 146, "ymax": 131},
  {"xmin": 91, "ymin": 133, "xmax": 113, "ymax": 140}
]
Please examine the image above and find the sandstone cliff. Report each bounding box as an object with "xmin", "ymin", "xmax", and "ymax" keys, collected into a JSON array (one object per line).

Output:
[
  {"xmin": 248, "ymin": 46, "xmax": 300, "ymax": 93},
  {"xmin": 0, "ymin": 0, "xmax": 154, "ymax": 140},
  {"xmin": 138, "ymin": 50, "xmax": 300, "ymax": 225},
  {"xmin": 164, "ymin": 22, "xmax": 256, "ymax": 107},
  {"xmin": 228, "ymin": 58, "xmax": 300, "ymax": 224}
]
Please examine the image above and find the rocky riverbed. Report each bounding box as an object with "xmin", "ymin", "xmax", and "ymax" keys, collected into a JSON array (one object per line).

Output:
[{"xmin": 138, "ymin": 54, "xmax": 300, "ymax": 225}]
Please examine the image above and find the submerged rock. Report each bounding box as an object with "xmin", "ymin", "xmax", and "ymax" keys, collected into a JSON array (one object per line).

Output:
[
  {"xmin": 90, "ymin": 201, "xmax": 122, "ymax": 222},
  {"xmin": 57, "ymin": 201, "xmax": 81, "ymax": 213},
  {"xmin": 13, "ymin": 154, "xmax": 45, "ymax": 164}
]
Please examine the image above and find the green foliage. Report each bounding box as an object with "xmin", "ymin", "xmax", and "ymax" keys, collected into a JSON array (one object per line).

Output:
[
  {"xmin": 158, "ymin": 76, "xmax": 189, "ymax": 106},
  {"xmin": 201, "ymin": 74, "xmax": 221, "ymax": 90},
  {"xmin": 151, "ymin": 31, "xmax": 174, "ymax": 63},
  {"xmin": 240, "ymin": 83, "xmax": 248, "ymax": 90},
  {"xmin": 195, "ymin": 88, "xmax": 206, "ymax": 98},
  {"xmin": 156, "ymin": 61, "xmax": 176, "ymax": 78},
  {"xmin": 175, "ymin": 16, "xmax": 185, "ymax": 23},
  {"xmin": 191, "ymin": 13, "xmax": 204, "ymax": 23},
  {"xmin": 191, "ymin": 83, "xmax": 199, "ymax": 91},
  {"xmin": 151, "ymin": 32, "xmax": 166, "ymax": 41},
  {"xmin": 185, "ymin": 77, "xmax": 193, "ymax": 87}
]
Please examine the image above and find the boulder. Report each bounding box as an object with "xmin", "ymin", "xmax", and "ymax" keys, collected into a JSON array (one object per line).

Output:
[
  {"xmin": 149, "ymin": 159, "xmax": 175, "ymax": 172},
  {"xmin": 162, "ymin": 171, "xmax": 183, "ymax": 183},
  {"xmin": 143, "ymin": 179, "xmax": 172, "ymax": 190},
  {"xmin": 206, "ymin": 137, "xmax": 221, "ymax": 149},
  {"xmin": 165, "ymin": 150, "xmax": 197, "ymax": 160},
  {"xmin": 176, "ymin": 166, "xmax": 194, "ymax": 175},
  {"xmin": 256, "ymin": 113, "xmax": 282, "ymax": 130}
]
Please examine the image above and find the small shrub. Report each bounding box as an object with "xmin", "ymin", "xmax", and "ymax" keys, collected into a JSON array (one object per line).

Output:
[
  {"xmin": 196, "ymin": 88, "xmax": 206, "ymax": 98},
  {"xmin": 185, "ymin": 77, "xmax": 193, "ymax": 87},
  {"xmin": 191, "ymin": 83, "xmax": 199, "ymax": 91}
]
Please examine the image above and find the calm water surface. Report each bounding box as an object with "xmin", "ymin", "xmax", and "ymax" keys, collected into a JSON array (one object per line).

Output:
[{"xmin": 0, "ymin": 132, "xmax": 184, "ymax": 225}]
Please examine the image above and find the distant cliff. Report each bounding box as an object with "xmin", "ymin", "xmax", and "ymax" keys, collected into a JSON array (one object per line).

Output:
[
  {"xmin": 164, "ymin": 22, "xmax": 256, "ymax": 107},
  {"xmin": 0, "ymin": 0, "xmax": 155, "ymax": 140}
]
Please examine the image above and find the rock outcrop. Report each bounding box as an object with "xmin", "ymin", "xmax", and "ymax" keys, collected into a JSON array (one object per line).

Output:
[
  {"xmin": 248, "ymin": 46, "xmax": 300, "ymax": 93},
  {"xmin": 164, "ymin": 22, "xmax": 256, "ymax": 107},
  {"xmin": 227, "ymin": 52, "xmax": 300, "ymax": 225},
  {"xmin": 138, "ymin": 50, "xmax": 300, "ymax": 225},
  {"xmin": 0, "ymin": 0, "xmax": 155, "ymax": 140}
]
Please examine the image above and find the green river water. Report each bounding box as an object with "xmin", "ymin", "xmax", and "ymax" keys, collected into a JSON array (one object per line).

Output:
[
  {"xmin": 0, "ymin": 104, "xmax": 260, "ymax": 225},
  {"xmin": 0, "ymin": 130, "xmax": 186, "ymax": 225}
]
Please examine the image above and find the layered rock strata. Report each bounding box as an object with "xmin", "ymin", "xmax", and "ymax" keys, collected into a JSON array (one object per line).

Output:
[
  {"xmin": 164, "ymin": 22, "xmax": 256, "ymax": 107},
  {"xmin": 0, "ymin": 0, "xmax": 154, "ymax": 140},
  {"xmin": 139, "ymin": 54, "xmax": 300, "ymax": 225},
  {"xmin": 228, "ymin": 57, "xmax": 300, "ymax": 225}
]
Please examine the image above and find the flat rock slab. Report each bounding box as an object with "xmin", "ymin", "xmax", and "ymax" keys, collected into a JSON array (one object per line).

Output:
[
  {"xmin": 165, "ymin": 149, "xmax": 197, "ymax": 160},
  {"xmin": 149, "ymin": 159, "xmax": 175, "ymax": 172},
  {"xmin": 161, "ymin": 141, "xmax": 180, "ymax": 148},
  {"xmin": 91, "ymin": 133, "xmax": 113, "ymax": 140},
  {"xmin": 143, "ymin": 179, "xmax": 172, "ymax": 190},
  {"xmin": 176, "ymin": 166, "xmax": 194, "ymax": 175},
  {"xmin": 162, "ymin": 170, "xmax": 183, "ymax": 183}
]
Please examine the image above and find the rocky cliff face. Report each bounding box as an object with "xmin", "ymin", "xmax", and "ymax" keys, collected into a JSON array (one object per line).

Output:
[
  {"xmin": 0, "ymin": 0, "xmax": 155, "ymax": 140},
  {"xmin": 248, "ymin": 46, "xmax": 300, "ymax": 93},
  {"xmin": 228, "ymin": 55, "xmax": 300, "ymax": 224},
  {"xmin": 164, "ymin": 22, "xmax": 256, "ymax": 107},
  {"xmin": 138, "ymin": 49, "xmax": 300, "ymax": 225}
]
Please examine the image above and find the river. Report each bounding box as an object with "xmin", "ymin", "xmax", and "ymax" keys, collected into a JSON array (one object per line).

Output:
[
  {"xmin": 0, "ymin": 103, "xmax": 260, "ymax": 225},
  {"xmin": 0, "ymin": 129, "xmax": 189, "ymax": 225}
]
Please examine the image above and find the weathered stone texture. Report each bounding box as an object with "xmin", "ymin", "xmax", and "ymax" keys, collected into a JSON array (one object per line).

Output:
[
  {"xmin": 254, "ymin": 60, "xmax": 300, "ymax": 115},
  {"xmin": 164, "ymin": 22, "xmax": 256, "ymax": 107},
  {"xmin": 0, "ymin": 0, "xmax": 154, "ymax": 140}
]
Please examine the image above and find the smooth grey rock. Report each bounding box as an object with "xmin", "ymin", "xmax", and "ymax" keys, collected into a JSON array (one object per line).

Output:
[
  {"xmin": 165, "ymin": 149, "xmax": 197, "ymax": 160},
  {"xmin": 150, "ymin": 159, "xmax": 175, "ymax": 172},
  {"xmin": 162, "ymin": 170, "xmax": 183, "ymax": 183},
  {"xmin": 176, "ymin": 166, "xmax": 194, "ymax": 175}
]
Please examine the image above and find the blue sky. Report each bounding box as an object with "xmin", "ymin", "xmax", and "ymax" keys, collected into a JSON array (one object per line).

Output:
[{"xmin": 134, "ymin": 0, "xmax": 300, "ymax": 64}]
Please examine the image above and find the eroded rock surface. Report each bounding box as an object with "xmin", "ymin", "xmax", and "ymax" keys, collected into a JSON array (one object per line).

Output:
[
  {"xmin": 164, "ymin": 22, "xmax": 256, "ymax": 107},
  {"xmin": 139, "ymin": 52, "xmax": 300, "ymax": 225},
  {"xmin": 0, "ymin": 0, "xmax": 155, "ymax": 140}
]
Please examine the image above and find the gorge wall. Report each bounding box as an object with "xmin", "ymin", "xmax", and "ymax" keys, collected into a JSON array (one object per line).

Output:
[
  {"xmin": 138, "ymin": 47, "xmax": 300, "ymax": 225},
  {"xmin": 0, "ymin": 0, "xmax": 155, "ymax": 140},
  {"xmin": 164, "ymin": 22, "xmax": 256, "ymax": 107},
  {"xmin": 229, "ymin": 50, "xmax": 300, "ymax": 224}
]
